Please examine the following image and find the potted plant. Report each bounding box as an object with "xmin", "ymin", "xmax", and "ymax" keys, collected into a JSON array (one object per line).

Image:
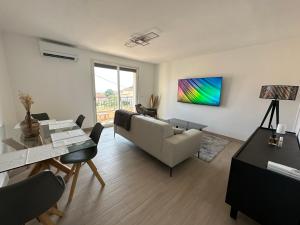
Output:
[
  {"xmin": 19, "ymin": 92, "xmax": 40, "ymax": 138},
  {"xmin": 149, "ymin": 94, "xmax": 159, "ymax": 109}
]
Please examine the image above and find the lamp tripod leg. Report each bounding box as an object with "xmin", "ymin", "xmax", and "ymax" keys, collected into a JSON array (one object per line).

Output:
[
  {"xmin": 268, "ymin": 103, "xmax": 276, "ymax": 129},
  {"xmin": 260, "ymin": 101, "xmax": 274, "ymax": 127},
  {"xmin": 276, "ymin": 100, "xmax": 279, "ymax": 127}
]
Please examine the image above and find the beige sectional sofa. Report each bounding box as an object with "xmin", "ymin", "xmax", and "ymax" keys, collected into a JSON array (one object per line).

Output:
[{"xmin": 114, "ymin": 115, "xmax": 202, "ymax": 176}]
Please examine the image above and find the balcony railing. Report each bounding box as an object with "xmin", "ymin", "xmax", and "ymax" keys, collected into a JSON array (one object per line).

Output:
[{"xmin": 96, "ymin": 96, "xmax": 135, "ymax": 124}]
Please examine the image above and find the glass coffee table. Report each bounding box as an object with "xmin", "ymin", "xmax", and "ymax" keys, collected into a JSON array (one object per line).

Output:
[{"xmin": 162, "ymin": 118, "xmax": 207, "ymax": 131}]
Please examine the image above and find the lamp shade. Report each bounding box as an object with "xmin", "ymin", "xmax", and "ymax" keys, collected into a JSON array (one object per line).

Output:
[{"xmin": 259, "ymin": 85, "xmax": 299, "ymax": 100}]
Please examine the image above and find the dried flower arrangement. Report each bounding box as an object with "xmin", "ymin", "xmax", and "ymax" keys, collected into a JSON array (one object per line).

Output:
[
  {"xmin": 19, "ymin": 92, "xmax": 40, "ymax": 138},
  {"xmin": 19, "ymin": 92, "xmax": 34, "ymax": 112},
  {"xmin": 149, "ymin": 94, "xmax": 159, "ymax": 109}
]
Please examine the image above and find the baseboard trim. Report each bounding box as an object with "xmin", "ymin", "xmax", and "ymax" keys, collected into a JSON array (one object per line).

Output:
[{"xmin": 203, "ymin": 130, "xmax": 244, "ymax": 144}]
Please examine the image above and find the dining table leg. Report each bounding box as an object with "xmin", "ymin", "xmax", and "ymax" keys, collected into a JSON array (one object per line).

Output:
[
  {"xmin": 47, "ymin": 158, "xmax": 72, "ymax": 174},
  {"xmin": 29, "ymin": 159, "xmax": 71, "ymax": 177},
  {"xmin": 29, "ymin": 162, "xmax": 44, "ymax": 176},
  {"xmin": 64, "ymin": 164, "xmax": 76, "ymax": 182}
]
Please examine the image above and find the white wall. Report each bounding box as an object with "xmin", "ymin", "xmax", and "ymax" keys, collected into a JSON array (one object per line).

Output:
[
  {"xmin": 3, "ymin": 32, "xmax": 157, "ymax": 128},
  {"xmin": 0, "ymin": 31, "xmax": 15, "ymax": 186},
  {"xmin": 0, "ymin": 32, "xmax": 16, "ymax": 127},
  {"xmin": 156, "ymin": 38, "xmax": 300, "ymax": 140}
]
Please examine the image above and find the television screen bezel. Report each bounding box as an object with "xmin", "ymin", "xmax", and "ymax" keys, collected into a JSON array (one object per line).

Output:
[{"xmin": 177, "ymin": 76, "xmax": 223, "ymax": 106}]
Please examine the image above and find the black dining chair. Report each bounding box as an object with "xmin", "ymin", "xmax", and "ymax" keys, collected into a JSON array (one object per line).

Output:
[
  {"xmin": 60, "ymin": 123, "xmax": 105, "ymax": 202},
  {"xmin": 135, "ymin": 104, "xmax": 157, "ymax": 118},
  {"xmin": 0, "ymin": 171, "xmax": 65, "ymax": 225},
  {"xmin": 75, "ymin": 114, "xmax": 85, "ymax": 128},
  {"xmin": 31, "ymin": 113, "xmax": 50, "ymax": 121}
]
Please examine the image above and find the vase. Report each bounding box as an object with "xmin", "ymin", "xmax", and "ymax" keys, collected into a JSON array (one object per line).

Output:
[{"xmin": 20, "ymin": 111, "xmax": 40, "ymax": 138}]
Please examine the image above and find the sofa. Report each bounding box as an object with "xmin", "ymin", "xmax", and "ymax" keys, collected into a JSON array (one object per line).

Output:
[{"xmin": 114, "ymin": 115, "xmax": 202, "ymax": 176}]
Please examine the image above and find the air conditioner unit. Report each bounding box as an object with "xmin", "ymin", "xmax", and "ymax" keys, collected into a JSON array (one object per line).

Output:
[{"xmin": 38, "ymin": 40, "xmax": 78, "ymax": 62}]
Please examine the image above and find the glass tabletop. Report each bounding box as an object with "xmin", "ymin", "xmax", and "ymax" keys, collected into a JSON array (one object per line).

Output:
[
  {"xmin": 161, "ymin": 118, "xmax": 207, "ymax": 131},
  {"xmin": 0, "ymin": 121, "xmax": 96, "ymax": 173}
]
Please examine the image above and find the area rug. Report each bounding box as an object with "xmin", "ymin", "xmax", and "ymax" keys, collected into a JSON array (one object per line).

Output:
[{"xmin": 195, "ymin": 133, "xmax": 230, "ymax": 162}]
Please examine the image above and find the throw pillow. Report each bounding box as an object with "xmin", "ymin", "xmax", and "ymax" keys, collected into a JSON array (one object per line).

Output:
[{"xmin": 173, "ymin": 127, "xmax": 184, "ymax": 135}]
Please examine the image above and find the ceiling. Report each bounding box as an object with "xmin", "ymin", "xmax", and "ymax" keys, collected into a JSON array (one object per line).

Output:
[{"xmin": 0, "ymin": 0, "xmax": 300, "ymax": 63}]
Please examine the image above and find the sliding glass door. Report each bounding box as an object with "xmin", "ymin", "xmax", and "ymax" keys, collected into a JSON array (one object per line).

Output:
[
  {"xmin": 93, "ymin": 63, "xmax": 137, "ymax": 125},
  {"xmin": 119, "ymin": 67, "xmax": 137, "ymax": 112}
]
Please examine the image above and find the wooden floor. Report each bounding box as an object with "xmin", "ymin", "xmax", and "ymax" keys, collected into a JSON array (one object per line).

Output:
[{"xmin": 14, "ymin": 128, "xmax": 258, "ymax": 225}]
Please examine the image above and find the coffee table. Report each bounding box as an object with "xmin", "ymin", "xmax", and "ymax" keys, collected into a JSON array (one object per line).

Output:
[{"xmin": 163, "ymin": 118, "xmax": 207, "ymax": 131}]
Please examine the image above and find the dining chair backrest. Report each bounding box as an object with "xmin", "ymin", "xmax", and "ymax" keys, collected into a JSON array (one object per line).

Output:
[
  {"xmin": 31, "ymin": 113, "xmax": 50, "ymax": 121},
  {"xmin": 90, "ymin": 123, "xmax": 104, "ymax": 145},
  {"xmin": 0, "ymin": 171, "xmax": 65, "ymax": 225},
  {"xmin": 75, "ymin": 114, "xmax": 85, "ymax": 128}
]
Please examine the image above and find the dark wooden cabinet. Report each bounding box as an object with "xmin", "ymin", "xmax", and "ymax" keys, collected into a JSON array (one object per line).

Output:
[{"xmin": 226, "ymin": 127, "xmax": 300, "ymax": 225}]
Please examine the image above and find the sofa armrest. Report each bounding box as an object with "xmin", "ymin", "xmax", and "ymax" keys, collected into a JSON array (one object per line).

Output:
[{"xmin": 162, "ymin": 129, "xmax": 202, "ymax": 167}]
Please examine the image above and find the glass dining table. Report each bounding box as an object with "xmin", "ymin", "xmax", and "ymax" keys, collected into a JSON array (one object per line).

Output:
[{"xmin": 0, "ymin": 120, "xmax": 96, "ymax": 174}]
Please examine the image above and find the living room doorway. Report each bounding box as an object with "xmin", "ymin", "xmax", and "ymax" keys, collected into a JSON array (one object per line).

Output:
[{"xmin": 93, "ymin": 62, "xmax": 137, "ymax": 126}]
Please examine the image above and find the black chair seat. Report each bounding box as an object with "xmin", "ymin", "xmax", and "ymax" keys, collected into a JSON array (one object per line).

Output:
[
  {"xmin": 60, "ymin": 147, "xmax": 97, "ymax": 164},
  {"xmin": 56, "ymin": 176, "xmax": 65, "ymax": 187},
  {"xmin": 0, "ymin": 171, "xmax": 65, "ymax": 225},
  {"xmin": 60, "ymin": 123, "xmax": 105, "ymax": 202}
]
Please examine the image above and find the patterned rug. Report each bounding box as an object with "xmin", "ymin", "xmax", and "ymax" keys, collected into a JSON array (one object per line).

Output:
[{"xmin": 195, "ymin": 133, "xmax": 230, "ymax": 162}]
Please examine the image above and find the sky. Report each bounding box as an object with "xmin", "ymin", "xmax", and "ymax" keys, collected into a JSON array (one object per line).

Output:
[{"xmin": 94, "ymin": 67, "xmax": 135, "ymax": 93}]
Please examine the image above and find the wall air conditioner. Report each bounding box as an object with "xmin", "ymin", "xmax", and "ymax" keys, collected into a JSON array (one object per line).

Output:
[{"xmin": 38, "ymin": 40, "xmax": 78, "ymax": 62}]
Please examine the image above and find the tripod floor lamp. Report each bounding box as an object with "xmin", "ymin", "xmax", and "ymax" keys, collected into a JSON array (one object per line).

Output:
[{"xmin": 260, "ymin": 85, "xmax": 299, "ymax": 129}]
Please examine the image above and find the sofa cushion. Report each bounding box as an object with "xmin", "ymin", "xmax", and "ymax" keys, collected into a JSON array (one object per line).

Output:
[
  {"xmin": 129, "ymin": 115, "xmax": 173, "ymax": 158},
  {"xmin": 162, "ymin": 129, "xmax": 202, "ymax": 167}
]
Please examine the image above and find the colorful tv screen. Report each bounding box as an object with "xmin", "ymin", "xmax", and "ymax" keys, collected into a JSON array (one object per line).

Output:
[{"xmin": 177, "ymin": 77, "xmax": 223, "ymax": 106}]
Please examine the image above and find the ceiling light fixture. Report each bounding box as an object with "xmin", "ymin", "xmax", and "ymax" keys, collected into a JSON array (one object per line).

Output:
[{"xmin": 125, "ymin": 32, "xmax": 159, "ymax": 48}]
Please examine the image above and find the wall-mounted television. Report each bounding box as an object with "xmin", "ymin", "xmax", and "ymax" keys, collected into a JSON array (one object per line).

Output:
[{"xmin": 177, "ymin": 76, "xmax": 223, "ymax": 106}]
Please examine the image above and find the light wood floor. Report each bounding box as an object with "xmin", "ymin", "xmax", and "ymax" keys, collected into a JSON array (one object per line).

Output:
[{"xmin": 13, "ymin": 128, "xmax": 258, "ymax": 225}]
